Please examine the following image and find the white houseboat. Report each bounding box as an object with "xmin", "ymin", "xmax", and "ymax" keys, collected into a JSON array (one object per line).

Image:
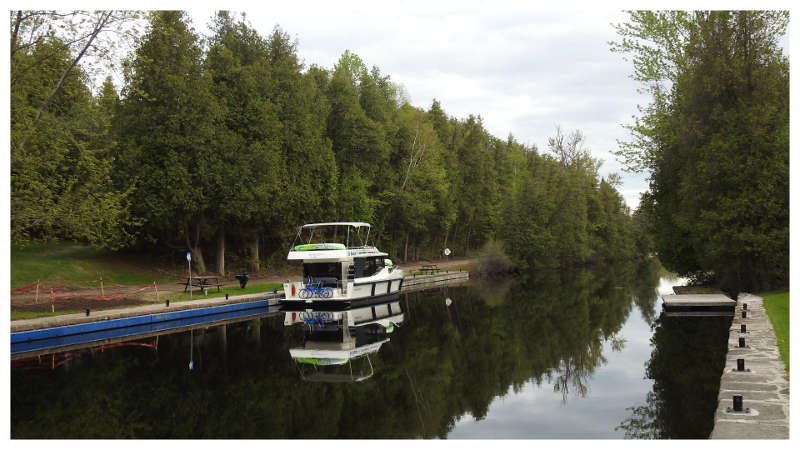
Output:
[{"xmin": 281, "ymin": 222, "xmax": 404, "ymax": 308}]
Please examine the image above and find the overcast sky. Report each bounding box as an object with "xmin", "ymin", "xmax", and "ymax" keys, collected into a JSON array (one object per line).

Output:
[
  {"xmin": 185, "ymin": 4, "xmax": 653, "ymax": 209},
  {"xmin": 24, "ymin": 1, "xmax": 791, "ymax": 211}
]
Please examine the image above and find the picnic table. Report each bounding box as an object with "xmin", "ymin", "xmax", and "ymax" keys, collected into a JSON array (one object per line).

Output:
[
  {"xmin": 420, "ymin": 264, "xmax": 441, "ymax": 275},
  {"xmin": 179, "ymin": 275, "xmax": 224, "ymax": 294}
]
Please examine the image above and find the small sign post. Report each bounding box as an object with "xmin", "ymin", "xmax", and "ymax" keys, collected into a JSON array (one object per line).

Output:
[{"xmin": 187, "ymin": 251, "xmax": 192, "ymax": 299}]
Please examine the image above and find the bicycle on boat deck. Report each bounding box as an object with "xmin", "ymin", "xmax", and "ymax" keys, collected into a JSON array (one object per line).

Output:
[{"xmin": 298, "ymin": 280, "xmax": 334, "ymax": 299}]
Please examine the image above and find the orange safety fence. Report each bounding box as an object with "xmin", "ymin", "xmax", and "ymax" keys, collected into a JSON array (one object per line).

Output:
[
  {"xmin": 12, "ymin": 280, "xmax": 160, "ymax": 306},
  {"xmin": 10, "ymin": 280, "xmax": 41, "ymax": 294}
]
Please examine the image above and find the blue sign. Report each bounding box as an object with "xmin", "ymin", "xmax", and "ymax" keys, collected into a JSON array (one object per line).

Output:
[{"xmin": 186, "ymin": 251, "xmax": 192, "ymax": 262}]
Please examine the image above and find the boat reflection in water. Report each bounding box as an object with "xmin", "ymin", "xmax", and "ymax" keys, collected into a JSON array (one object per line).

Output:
[{"xmin": 282, "ymin": 295, "xmax": 404, "ymax": 382}]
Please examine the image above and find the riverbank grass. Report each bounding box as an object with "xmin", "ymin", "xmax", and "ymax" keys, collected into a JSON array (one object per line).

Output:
[
  {"xmin": 166, "ymin": 282, "xmax": 284, "ymax": 302},
  {"xmin": 11, "ymin": 241, "xmax": 172, "ymax": 288},
  {"xmin": 761, "ymin": 290, "xmax": 789, "ymax": 373},
  {"xmin": 10, "ymin": 310, "xmax": 83, "ymax": 321}
]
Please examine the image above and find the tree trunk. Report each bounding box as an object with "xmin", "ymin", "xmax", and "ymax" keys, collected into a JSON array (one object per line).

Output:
[
  {"xmin": 183, "ymin": 216, "xmax": 206, "ymax": 274},
  {"xmin": 191, "ymin": 245, "xmax": 206, "ymax": 275},
  {"xmin": 404, "ymin": 234, "xmax": 409, "ymax": 263},
  {"xmin": 190, "ymin": 245, "xmax": 206, "ymax": 274},
  {"xmin": 249, "ymin": 233, "xmax": 260, "ymax": 273},
  {"xmin": 216, "ymin": 225, "xmax": 225, "ymax": 276}
]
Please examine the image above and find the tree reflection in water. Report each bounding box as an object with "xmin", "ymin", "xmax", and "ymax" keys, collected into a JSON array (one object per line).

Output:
[
  {"xmin": 617, "ymin": 314, "xmax": 731, "ymax": 438},
  {"xmin": 12, "ymin": 260, "xmax": 664, "ymax": 438}
]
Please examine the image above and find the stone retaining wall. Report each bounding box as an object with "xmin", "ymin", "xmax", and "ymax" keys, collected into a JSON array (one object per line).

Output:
[
  {"xmin": 710, "ymin": 293, "xmax": 789, "ymax": 439},
  {"xmin": 401, "ymin": 271, "xmax": 469, "ymax": 293}
]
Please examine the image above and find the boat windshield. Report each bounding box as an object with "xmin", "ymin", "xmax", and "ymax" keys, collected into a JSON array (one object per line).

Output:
[
  {"xmin": 295, "ymin": 353, "xmax": 375, "ymax": 383},
  {"xmin": 291, "ymin": 223, "xmax": 372, "ymax": 250}
]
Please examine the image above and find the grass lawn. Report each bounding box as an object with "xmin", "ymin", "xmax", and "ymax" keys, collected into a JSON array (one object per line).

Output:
[
  {"xmin": 11, "ymin": 310, "xmax": 83, "ymax": 321},
  {"xmin": 761, "ymin": 290, "xmax": 789, "ymax": 373},
  {"xmin": 11, "ymin": 241, "xmax": 174, "ymax": 288},
  {"xmin": 166, "ymin": 282, "xmax": 284, "ymax": 302}
]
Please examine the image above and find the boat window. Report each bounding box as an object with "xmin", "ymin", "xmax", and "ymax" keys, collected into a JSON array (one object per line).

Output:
[
  {"xmin": 303, "ymin": 263, "xmax": 341, "ymax": 287},
  {"xmin": 354, "ymin": 257, "xmax": 385, "ymax": 278},
  {"xmin": 363, "ymin": 258, "xmax": 377, "ymax": 277}
]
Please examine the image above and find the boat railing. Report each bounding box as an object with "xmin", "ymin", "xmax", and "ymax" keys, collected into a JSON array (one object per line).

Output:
[{"xmin": 285, "ymin": 279, "xmax": 350, "ymax": 299}]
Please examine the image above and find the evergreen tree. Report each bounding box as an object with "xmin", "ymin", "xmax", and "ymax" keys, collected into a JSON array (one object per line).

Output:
[
  {"xmin": 10, "ymin": 34, "xmax": 134, "ymax": 247},
  {"xmin": 116, "ymin": 11, "xmax": 221, "ymax": 272}
]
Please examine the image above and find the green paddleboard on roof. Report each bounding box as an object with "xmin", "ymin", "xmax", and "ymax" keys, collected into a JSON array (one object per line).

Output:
[{"xmin": 293, "ymin": 243, "xmax": 347, "ymax": 251}]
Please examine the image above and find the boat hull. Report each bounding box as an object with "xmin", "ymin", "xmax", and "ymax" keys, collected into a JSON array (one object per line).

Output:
[{"xmin": 280, "ymin": 291, "xmax": 403, "ymax": 311}]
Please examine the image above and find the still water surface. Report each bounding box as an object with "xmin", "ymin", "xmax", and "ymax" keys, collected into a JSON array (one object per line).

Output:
[{"xmin": 11, "ymin": 260, "xmax": 730, "ymax": 438}]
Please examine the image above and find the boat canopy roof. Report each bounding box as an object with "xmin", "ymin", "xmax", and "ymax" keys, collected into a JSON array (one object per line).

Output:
[{"xmin": 301, "ymin": 222, "xmax": 371, "ymax": 229}]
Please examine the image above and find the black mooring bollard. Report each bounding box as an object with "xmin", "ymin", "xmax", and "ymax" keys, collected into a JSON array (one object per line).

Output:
[
  {"xmin": 166, "ymin": 299, "xmax": 170, "ymax": 307},
  {"xmin": 225, "ymin": 293, "xmax": 229, "ymax": 300},
  {"xmin": 85, "ymin": 308, "xmax": 90, "ymax": 316},
  {"xmin": 739, "ymin": 336, "xmax": 746, "ymax": 348},
  {"xmin": 743, "ymin": 303, "xmax": 748, "ymax": 310},
  {"xmin": 742, "ymin": 310, "xmax": 747, "ymax": 319},
  {"xmin": 737, "ymin": 359, "xmax": 745, "ymax": 371},
  {"xmin": 733, "ymin": 395, "xmax": 743, "ymax": 412},
  {"xmin": 741, "ymin": 324, "xmax": 747, "ymax": 333}
]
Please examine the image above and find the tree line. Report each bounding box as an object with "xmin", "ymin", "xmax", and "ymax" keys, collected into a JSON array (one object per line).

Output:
[
  {"xmin": 611, "ymin": 11, "xmax": 789, "ymax": 295},
  {"xmin": 11, "ymin": 10, "xmax": 644, "ymax": 274}
]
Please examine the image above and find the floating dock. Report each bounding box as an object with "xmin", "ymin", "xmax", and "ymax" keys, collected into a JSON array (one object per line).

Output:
[
  {"xmin": 11, "ymin": 300, "xmax": 279, "ymax": 360},
  {"xmin": 662, "ymin": 293, "xmax": 736, "ymax": 317}
]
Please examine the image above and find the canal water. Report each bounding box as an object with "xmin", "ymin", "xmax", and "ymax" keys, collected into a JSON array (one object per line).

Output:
[{"xmin": 10, "ymin": 260, "xmax": 731, "ymax": 439}]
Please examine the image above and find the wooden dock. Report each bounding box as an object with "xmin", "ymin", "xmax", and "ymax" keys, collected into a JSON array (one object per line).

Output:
[
  {"xmin": 662, "ymin": 293, "xmax": 736, "ymax": 316},
  {"xmin": 401, "ymin": 271, "xmax": 469, "ymax": 293}
]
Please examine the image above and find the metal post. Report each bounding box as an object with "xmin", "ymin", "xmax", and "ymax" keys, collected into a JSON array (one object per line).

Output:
[
  {"xmin": 742, "ymin": 310, "xmax": 747, "ymax": 319},
  {"xmin": 733, "ymin": 395, "xmax": 743, "ymax": 412},
  {"xmin": 737, "ymin": 359, "xmax": 745, "ymax": 371},
  {"xmin": 743, "ymin": 303, "xmax": 748, "ymax": 310},
  {"xmin": 741, "ymin": 324, "xmax": 746, "ymax": 333},
  {"xmin": 85, "ymin": 308, "xmax": 90, "ymax": 316},
  {"xmin": 739, "ymin": 337, "xmax": 746, "ymax": 348}
]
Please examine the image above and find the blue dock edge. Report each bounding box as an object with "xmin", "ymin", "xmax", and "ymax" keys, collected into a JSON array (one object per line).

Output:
[{"xmin": 12, "ymin": 299, "xmax": 272, "ymax": 345}]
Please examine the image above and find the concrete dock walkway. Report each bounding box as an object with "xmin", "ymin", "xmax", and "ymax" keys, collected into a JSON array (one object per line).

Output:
[{"xmin": 711, "ymin": 293, "xmax": 789, "ymax": 439}]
